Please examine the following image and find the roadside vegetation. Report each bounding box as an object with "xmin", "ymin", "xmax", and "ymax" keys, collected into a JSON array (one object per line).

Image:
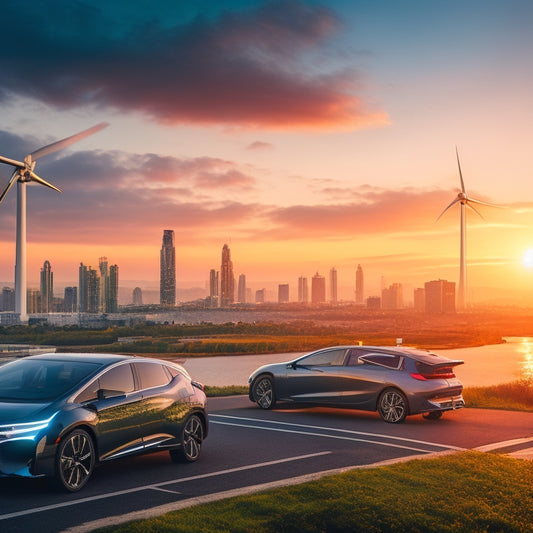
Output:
[
  {"xmin": 94, "ymin": 451, "xmax": 532, "ymax": 533},
  {"xmin": 463, "ymin": 379, "xmax": 533, "ymax": 412}
]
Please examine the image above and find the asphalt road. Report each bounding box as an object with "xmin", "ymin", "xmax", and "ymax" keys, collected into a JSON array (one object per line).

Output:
[{"xmin": 1, "ymin": 397, "xmax": 532, "ymax": 533}]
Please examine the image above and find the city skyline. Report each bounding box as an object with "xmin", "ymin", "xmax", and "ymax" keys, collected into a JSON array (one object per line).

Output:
[{"xmin": 1, "ymin": 2, "xmax": 533, "ymax": 306}]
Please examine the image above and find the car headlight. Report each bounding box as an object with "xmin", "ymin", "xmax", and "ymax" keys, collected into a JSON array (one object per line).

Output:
[{"xmin": 0, "ymin": 415, "xmax": 56, "ymax": 442}]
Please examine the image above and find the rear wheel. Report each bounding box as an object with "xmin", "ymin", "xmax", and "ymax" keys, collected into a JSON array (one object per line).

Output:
[
  {"xmin": 54, "ymin": 429, "xmax": 95, "ymax": 492},
  {"xmin": 170, "ymin": 414, "xmax": 204, "ymax": 463},
  {"xmin": 252, "ymin": 375, "xmax": 276, "ymax": 409},
  {"xmin": 377, "ymin": 388, "xmax": 408, "ymax": 423}
]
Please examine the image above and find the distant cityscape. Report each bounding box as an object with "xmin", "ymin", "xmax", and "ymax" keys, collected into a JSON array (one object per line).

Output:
[{"xmin": 0, "ymin": 229, "xmax": 456, "ymax": 324}]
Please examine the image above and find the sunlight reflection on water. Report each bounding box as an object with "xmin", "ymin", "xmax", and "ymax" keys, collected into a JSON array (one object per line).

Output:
[{"xmin": 518, "ymin": 337, "xmax": 533, "ymax": 381}]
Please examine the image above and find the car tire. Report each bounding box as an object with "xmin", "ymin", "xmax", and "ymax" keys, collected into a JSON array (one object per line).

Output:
[
  {"xmin": 252, "ymin": 375, "xmax": 276, "ymax": 409},
  {"xmin": 423, "ymin": 411, "xmax": 443, "ymax": 420},
  {"xmin": 170, "ymin": 414, "xmax": 204, "ymax": 463},
  {"xmin": 54, "ymin": 429, "xmax": 95, "ymax": 492},
  {"xmin": 377, "ymin": 388, "xmax": 408, "ymax": 424}
]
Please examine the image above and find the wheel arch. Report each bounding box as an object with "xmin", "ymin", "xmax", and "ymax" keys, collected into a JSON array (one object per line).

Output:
[{"xmin": 376, "ymin": 385, "xmax": 411, "ymax": 415}]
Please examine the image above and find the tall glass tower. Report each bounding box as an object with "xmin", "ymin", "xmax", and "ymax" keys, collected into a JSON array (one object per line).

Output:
[
  {"xmin": 160, "ymin": 230, "xmax": 176, "ymax": 306},
  {"xmin": 40, "ymin": 260, "xmax": 53, "ymax": 313},
  {"xmin": 356, "ymin": 264, "xmax": 364, "ymax": 304},
  {"xmin": 220, "ymin": 243, "xmax": 234, "ymax": 307}
]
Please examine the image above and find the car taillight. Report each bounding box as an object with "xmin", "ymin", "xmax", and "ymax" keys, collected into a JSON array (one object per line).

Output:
[{"xmin": 412, "ymin": 366, "xmax": 456, "ymax": 380}]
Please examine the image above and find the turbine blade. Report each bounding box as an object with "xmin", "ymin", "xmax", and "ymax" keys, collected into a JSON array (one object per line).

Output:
[
  {"xmin": 30, "ymin": 122, "xmax": 109, "ymax": 160},
  {"xmin": 0, "ymin": 155, "xmax": 25, "ymax": 169},
  {"xmin": 28, "ymin": 171, "xmax": 62, "ymax": 193},
  {"xmin": 0, "ymin": 170, "xmax": 20, "ymax": 204},
  {"xmin": 465, "ymin": 196, "xmax": 503, "ymax": 209},
  {"xmin": 436, "ymin": 197, "xmax": 461, "ymax": 221},
  {"xmin": 465, "ymin": 200, "xmax": 485, "ymax": 220},
  {"xmin": 456, "ymin": 146, "xmax": 466, "ymax": 193}
]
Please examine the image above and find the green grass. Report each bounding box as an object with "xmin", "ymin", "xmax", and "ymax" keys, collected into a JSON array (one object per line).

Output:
[
  {"xmin": 464, "ymin": 380, "xmax": 533, "ymax": 412},
  {"xmin": 94, "ymin": 451, "xmax": 532, "ymax": 533},
  {"xmin": 204, "ymin": 385, "xmax": 248, "ymax": 397}
]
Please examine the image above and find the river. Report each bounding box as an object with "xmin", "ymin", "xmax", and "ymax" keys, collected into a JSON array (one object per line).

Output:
[{"xmin": 181, "ymin": 337, "xmax": 533, "ymax": 388}]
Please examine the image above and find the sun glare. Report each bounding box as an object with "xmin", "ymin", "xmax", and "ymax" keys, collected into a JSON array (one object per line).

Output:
[{"xmin": 522, "ymin": 248, "xmax": 533, "ymax": 269}]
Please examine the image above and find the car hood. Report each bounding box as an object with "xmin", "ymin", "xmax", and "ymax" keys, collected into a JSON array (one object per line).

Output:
[{"xmin": 0, "ymin": 401, "xmax": 54, "ymax": 424}]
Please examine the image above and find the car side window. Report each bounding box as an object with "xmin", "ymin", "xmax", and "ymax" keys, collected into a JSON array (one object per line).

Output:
[
  {"xmin": 359, "ymin": 354, "xmax": 402, "ymax": 370},
  {"xmin": 74, "ymin": 363, "xmax": 135, "ymax": 403},
  {"xmin": 134, "ymin": 362, "xmax": 172, "ymax": 390},
  {"xmin": 299, "ymin": 348, "xmax": 347, "ymax": 367}
]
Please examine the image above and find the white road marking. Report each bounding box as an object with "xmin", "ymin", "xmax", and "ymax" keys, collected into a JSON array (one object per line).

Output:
[
  {"xmin": 211, "ymin": 414, "xmax": 465, "ymax": 452},
  {"xmin": 474, "ymin": 437, "xmax": 533, "ymax": 452},
  {"xmin": 0, "ymin": 452, "xmax": 330, "ymax": 522}
]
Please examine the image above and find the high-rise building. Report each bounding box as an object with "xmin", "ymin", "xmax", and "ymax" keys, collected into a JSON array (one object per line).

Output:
[
  {"xmin": 64, "ymin": 287, "xmax": 77, "ymax": 313},
  {"xmin": 87, "ymin": 267, "xmax": 100, "ymax": 313},
  {"xmin": 220, "ymin": 244, "xmax": 234, "ymax": 306},
  {"xmin": 355, "ymin": 265, "xmax": 364, "ymax": 304},
  {"xmin": 425, "ymin": 280, "xmax": 456, "ymax": 314},
  {"xmin": 209, "ymin": 269, "xmax": 219, "ymax": 308},
  {"xmin": 132, "ymin": 287, "xmax": 143, "ymax": 306},
  {"xmin": 1, "ymin": 287, "xmax": 15, "ymax": 312},
  {"xmin": 107, "ymin": 264, "xmax": 119, "ymax": 313},
  {"xmin": 40, "ymin": 260, "xmax": 53, "ymax": 313},
  {"xmin": 298, "ymin": 276, "xmax": 308, "ymax": 303},
  {"xmin": 238, "ymin": 274, "xmax": 247, "ymax": 304},
  {"xmin": 160, "ymin": 230, "xmax": 176, "ymax": 306},
  {"xmin": 329, "ymin": 267, "xmax": 338, "ymax": 303},
  {"xmin": 78, "ymin": 263, "xmax": 88, "ymax": 313},
  {"xmin": 413, "ymin": 288, "xmax": 425, "ymax": 312},
  {"xmin": 382, "ymin": 283, "xmax": 403, "ymax": 309},
  {"xmin": 99, "ymin": 257, "xmax": 108, "ymax": 312},
  {"xmin": 311, "ymin": 272, "xmax": 326, "ymax": 303},
  {"xmin": 255, "ymin": 288, "xmax": 266, "ymax": 303},
  {"xmin": 278, "ymin": 284, "xmax": 289, "ymax": 303},
  {"xmin": 27, "ymin": 289, "xmax": 40, "ymax": 314}
]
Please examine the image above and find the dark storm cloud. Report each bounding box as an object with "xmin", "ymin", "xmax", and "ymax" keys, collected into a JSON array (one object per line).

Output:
[{"xmin": 0, "ymin": 1, "xmax": 386, "ymax": 129}]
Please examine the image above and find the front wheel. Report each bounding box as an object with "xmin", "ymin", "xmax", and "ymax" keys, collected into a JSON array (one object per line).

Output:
[
  {"xmin": 377, "ymin": 388, "xmax": 408, "ymax": 423},
  {"xmin": 252, "ymin": 375, "xmax": 276, "ymax": 409},
  {"xmin": 170, "ymin": 414, "xmax": 204, "ymax": 463},
  {"xmin": 54, "ymin": 429, "xmax": 95, "ymax": 492}
]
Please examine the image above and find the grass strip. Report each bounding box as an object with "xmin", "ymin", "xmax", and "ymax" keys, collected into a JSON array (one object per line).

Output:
[
  {"xmin": 94, "ymin": 451, "xmax": 531, "ymax": 533},
  {"xmin": 463, "ymin": 380, "xmax": 533, "ymax": 412}
]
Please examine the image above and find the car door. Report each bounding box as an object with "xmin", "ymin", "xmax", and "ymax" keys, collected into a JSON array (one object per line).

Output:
[
  {"xmin": 283, "ymin": 348, "xmax": 351, "ymax": 404},
  {"xmin": 132, "ymin": 361, "xmax": 183, "ymax": 449},
  {"xmin": 75, "ymin": 362, "xmax": 144, "ymax": 461}
]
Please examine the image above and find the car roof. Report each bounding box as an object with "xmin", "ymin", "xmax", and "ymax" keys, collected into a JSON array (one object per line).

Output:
[
  {"xmin": 305, "ymin": 345, "xmax": 459, "ymax": 364},
  {"xmin": 22, "ymin": 353, "xmax": 136, "ymax": 365}
]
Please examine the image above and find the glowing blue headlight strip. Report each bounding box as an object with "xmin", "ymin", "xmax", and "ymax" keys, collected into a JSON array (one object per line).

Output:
[{"xmin": 0, "ymin": 413, "xmax": 57, "ymax": 439}]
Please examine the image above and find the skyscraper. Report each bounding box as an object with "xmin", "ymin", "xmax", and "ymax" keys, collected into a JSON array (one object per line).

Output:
[
  {"xmin": 382, "ymin": 283, "xmax": 403, "ymax": 309},
  {"xmin": 107, "ymin": 264, "xmax": 119, "ymax": 313},
  {"xmin": 209, "ymin": 269, "xmax": 219, "ymax": 307},
  {"xmin": 311, "ymin": 272, "xmax": 326, "ymax": 303},
  {"xmin": 278, "ymin": 284, "xmax": 289, "ymax": 303},
  {"xmin": 425, "ymin": 280, "xmax": 456, "ymax": 314},
  {"xmin": 160, "ymin": 230, "xmax": 176, "ymax": 306},
  {"xmin": 64, "ymin": 287, "xmax": 77, "ymax": 313},
  {"xmin": 132, "ymin": 287, "xmax": 143, "ymax": 306},
  {"xmin": 78, "ymin": 263, "xmax": 88, "ymax": 312},
  {"xmin": 298, "ymin": 276, "xmax": 308, "ymax": 303},
  {"xmin": 87, "ymin": 267, "xmax": 100, "ymax": 313},
  {"xmin": 40, "ymin": 260, "xmax": 53, "ymax": 313},
  {"xmin": 238, "ymin": 274, "xmax": 247, "ymax": 304},
  {"xmin": 355, "ymin": 264, "xmax": 364, "ymax": 304},
  {"xmin": 220, "ymin": 244, "xmax": 234, "ymax": 307},
  {"xmin": 329, "ymin": 267, "xmax": 338, "ymax": 303},
  {"xmin": 99, "ymin": 257, "xmax": 108, "ymax": 312}
]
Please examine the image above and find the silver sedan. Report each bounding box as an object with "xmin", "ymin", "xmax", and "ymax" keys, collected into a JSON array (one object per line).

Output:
[{"xmin": 248, "ymin": 345, "xmax": 465, "ymax": 423}]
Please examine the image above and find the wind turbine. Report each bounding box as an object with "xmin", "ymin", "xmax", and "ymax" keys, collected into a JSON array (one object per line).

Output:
[
  {"xmin": 437, "ymin": 147, "xmax": 498, "ymax": 310},
  {"xmin": 0, "ymin": 122, "xmax": 108, "ymax": 322}
]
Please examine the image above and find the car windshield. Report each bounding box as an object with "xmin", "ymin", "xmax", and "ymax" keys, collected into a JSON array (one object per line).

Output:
[{"xmin": 0, "ymin": 359, "xmax": 102, "ymax": 401}]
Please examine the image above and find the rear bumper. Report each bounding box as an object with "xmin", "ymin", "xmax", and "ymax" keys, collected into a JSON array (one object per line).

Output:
[{"xmin": 426, "ymin": 394, "xmax": 465, "ymax": 412}]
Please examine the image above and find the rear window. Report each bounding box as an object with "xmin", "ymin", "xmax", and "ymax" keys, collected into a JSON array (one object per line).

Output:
[
  {"xmin": 360, "ymin": 354, "xmax": 403, "ymax": 370},
  {"xmin": 134, "ymin": 362, "xmax": 172, "ymax": 390},
  {"xmin": 0, "ymin": 359, "xmax": 101, "ymax": 401}
]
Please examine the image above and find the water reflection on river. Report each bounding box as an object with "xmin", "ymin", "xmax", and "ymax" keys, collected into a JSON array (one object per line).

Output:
[{"xmin": 182, "ymin": 337, "xmax": 533, "ymax": 388}]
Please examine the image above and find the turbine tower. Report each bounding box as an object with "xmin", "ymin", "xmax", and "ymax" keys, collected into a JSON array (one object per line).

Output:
[
  {"xmin": 437, "ymin": 147, "xmax": 497, "ymax": 310},
  {"xmin": 0, "ymin": 122, "xmax": 108, "ymax": 322}
]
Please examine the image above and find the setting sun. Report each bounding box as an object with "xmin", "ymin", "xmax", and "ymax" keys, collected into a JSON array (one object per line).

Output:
[{"xmin": 522, "ymin": 249, "xmax": 533, "ymax": 269}]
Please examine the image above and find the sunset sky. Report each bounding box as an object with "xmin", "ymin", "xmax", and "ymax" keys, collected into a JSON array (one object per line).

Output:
[{"xmin": 1, "ymin": 0, "xmax": 533, "ymax": 304}]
